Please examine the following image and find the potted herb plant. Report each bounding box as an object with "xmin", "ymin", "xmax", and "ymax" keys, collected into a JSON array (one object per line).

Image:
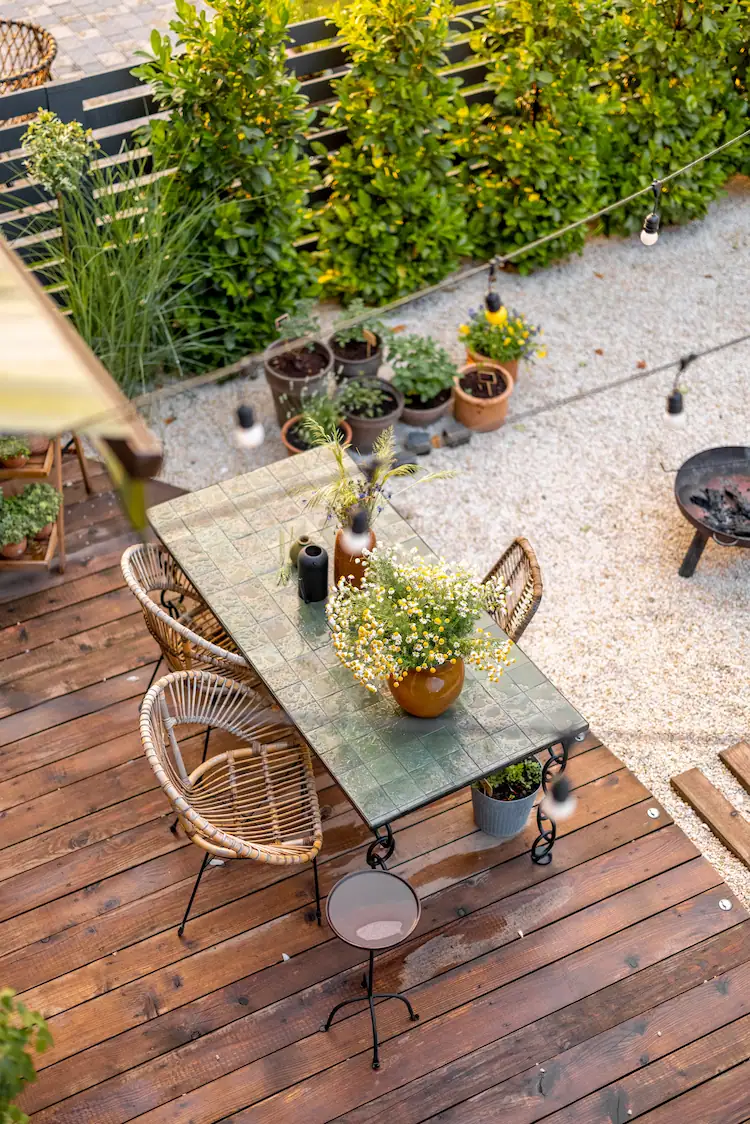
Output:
[
  {"xmin": 0, "ymin": 987, "xmax": 52, "ymax": 1123},
  {"xmin": 22, "ymin": 482, "xmax": 62, "ymax": 540},
  {"xmin": 453, "ymin": 361, "xmax": 514, "ymax": 432},
  {"xmin": 280, "ymin": 379, "xmax": 353, "ymax": 456},
  {"xmin": 264, "ymin": 301, "xmax": 334, "ymax": 426},
  {"xmin": 328, "ymin": 299, "xmax": 390, "ymax": 379},
  {"xmin": 327, "ymin": 545, "xmax": 513, "ymax": 717},
  {"xmin": 0, "ymin": 437, "xmax": 31, "ymax": 470},
  {"xmin": 0, "ymin": 497, "xmax": 31, "ymax": 559},
  {"xmin": 337, "ymin": 376, "xmax": 404, "ymax": 453},
  {"xmin": 471, "ymin": 757, "xmax": 542, "ymax": 838},
  {"xmin": 389, "ymin": 333, "xmax": 456, "ymax": 427},
  {"xmin": 459, "ymin": 304, "xmax": 544, "ymax": 381}
]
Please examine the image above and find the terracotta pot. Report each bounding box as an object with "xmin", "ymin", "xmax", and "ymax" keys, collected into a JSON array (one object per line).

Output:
[
  {"xmin": 453, "ymin": 363, "xmax": 514, "ymax": 433},
  {"xmin": 280, "ymin": 416, "xmax": 352, "ymax": 457},
  {"xmin": 263, "ymin": 339, "xmax": 334, "ymax": 427},
  {"xmin": 1, "ymin": 538, "xmax": 27, "ymax": 559},
  {"xmin": 27, "ymin": 436, "xmax": 50, "ymax": 456},
  {"xmin": 466, "ymin": 348, "xmax": 519, "ymax": 382},
  {"xmin": 344, "ymin": 379, "xmax": 404, "ymax": 454},
  {"xmin": 329, "ymin": 333, "xmax": 383, "ymax": 379},
  {"xmin": 388, "ymin": 658, "xmax": 465, "ymax": 718},
  {"xmin": 35, "ymin": 522, "xmax": 54, "ymax": 540},
  {"xmin": 400, "ymin": 388, "xmax": 454, "ymax": 428},
  {"xmin": 1, "ymin": 455, "xmax": 28, "ymax": 469},
  {"xmin": 334, "ymin": 527, "xmax": 376, "ymax": 589}
]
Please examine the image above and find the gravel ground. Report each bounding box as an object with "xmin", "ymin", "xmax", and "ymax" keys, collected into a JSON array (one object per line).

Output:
[{"xmin": 147, "ymin": 178, "xmax": 750, "ymax": 904}]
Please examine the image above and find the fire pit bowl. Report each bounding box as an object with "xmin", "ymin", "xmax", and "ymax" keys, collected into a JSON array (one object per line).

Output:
[{"xmin": 674, "ymin": 446, "xmax": 750, "ymax": 577}]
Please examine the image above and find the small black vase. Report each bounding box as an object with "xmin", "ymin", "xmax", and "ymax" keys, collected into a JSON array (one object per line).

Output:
[{"xmin": 298, "ymin": 544, "xmax": 329, "ymax": 603}]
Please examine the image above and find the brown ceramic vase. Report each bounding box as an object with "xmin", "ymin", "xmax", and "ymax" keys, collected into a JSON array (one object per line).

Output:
[{"xmin": 388, "ymin": 658, "xmax": 465, "ymax": 718}]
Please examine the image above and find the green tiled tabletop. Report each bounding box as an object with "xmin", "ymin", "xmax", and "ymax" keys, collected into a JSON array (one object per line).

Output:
[{"xmin": 148, "ymin": 447, "xmax": 588, "ymax": 829}]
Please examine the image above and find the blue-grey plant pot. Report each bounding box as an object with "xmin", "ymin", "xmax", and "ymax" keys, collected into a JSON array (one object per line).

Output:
[{"xmin": 471, "ymin": 783, "xmax": 540, "ymax": 839}]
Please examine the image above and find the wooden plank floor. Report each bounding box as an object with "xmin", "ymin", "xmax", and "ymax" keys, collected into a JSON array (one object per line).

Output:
[{"xmin": 2, "ymin": 460, "xmax": 750, "ymax": 1124}]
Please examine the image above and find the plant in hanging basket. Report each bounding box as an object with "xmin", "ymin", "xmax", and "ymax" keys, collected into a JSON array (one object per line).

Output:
[
  {"xmin": 0, "ymin": 496, "xmax": 31, "ymax": 558},
  {"xmin": 20, "ymin": 482, "xmax": 62, "ymax": 539},
  {"xmin": 0, "ymin": 436, "xmax": 31, "ymax": 468},
  {"xmin": 329, "ymin": 299, "xmax": 392, "ymax": 378},
  {"xmin": 389, "ymin": 333, "xmax": 457, "ymax": 425},
  {"xmin": 326, "ymin": 545, "xmax": 513, "ymax": 717}
]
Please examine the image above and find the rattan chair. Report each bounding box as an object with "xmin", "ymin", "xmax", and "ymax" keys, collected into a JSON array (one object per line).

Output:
[
  {"xmin": 140, "ymin": 670, "xmax": 323, "ymax": 934},
  {"xmin": 121, "ymin": 542, "xmax": 263, "ymax": 695},
  {"xmin": 483, "ymin": 537, "xmax": 543, "ymax": 643}
]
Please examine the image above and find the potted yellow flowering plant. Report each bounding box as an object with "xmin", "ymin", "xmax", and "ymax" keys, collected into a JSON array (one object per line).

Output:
[
  {"xmin": 459, "ymin": 301, "xmax": 544, "ymax": 381},
  {"xmin": 327, "ymin": 546, "xmax": 513, "ymax": 718}
]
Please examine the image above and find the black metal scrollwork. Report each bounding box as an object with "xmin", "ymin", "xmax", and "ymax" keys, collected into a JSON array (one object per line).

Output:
[
  {"xmin": 531, "ymin": 732, "xmax": 586, "ymax": 865},
  {"xmin": 366, "ymin": 822, "xmax": 395, "ymax": 869}
]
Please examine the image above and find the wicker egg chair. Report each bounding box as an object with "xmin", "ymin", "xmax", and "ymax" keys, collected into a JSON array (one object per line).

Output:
[
  {"xmin": 140, "ymin": 670, "xmax": 323, "ymax": 934},
  {"xmin": 0, "ymin": 20, "xmax": 57, "ymax": 126},
  {"xmin": 483, "ymin": 537, "xmax": 543, "ymax": 643}
]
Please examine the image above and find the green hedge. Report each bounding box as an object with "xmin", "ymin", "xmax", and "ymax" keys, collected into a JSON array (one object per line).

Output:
[{"xmin": 126, "ymin": 0, "xmax": 749, "ymax": 373}]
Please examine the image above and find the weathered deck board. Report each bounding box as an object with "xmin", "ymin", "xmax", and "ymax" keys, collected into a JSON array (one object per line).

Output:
[{"xmin": 1, "ymin": 461, "xmax": 748, "ymax": 1124}]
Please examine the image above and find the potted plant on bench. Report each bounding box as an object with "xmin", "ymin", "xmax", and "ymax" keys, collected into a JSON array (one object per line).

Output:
[
  {"xmin": 0, "ymin": 436, "xmax": 31, "ymax": 469},
  {"xmin": 337, "ymin": 377, "xmax": 404, "ymax": 453},
  {"xmin": 471, "ymin": 757, "xmax": 542, "ymax": 838},
  {"xmin": 389, "ymin": 333, "xmax": 456, "ymax": 426},
  {"xmin": 22, "ymin": 482, "xmax": 62, "ymax": 540},
  {"xmin": 0, "ymin": 496, "xmax": 31, "ymax": 559},
  {"xmin": 264, "ymin": 301, "xmax": 334, "ymax": 426}
]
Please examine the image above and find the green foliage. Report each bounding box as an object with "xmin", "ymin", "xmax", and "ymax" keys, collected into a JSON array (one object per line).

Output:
[
  {"xmin": 297, "ymin": 378, "xmax": 344, "ymax": 444},
  {"xmin": 466, "ymin": 0, "xmax": 606, "ymax": 271},
  {"xmin": 19, "ymin": 484, "xmax": 61, "ymax": 536},
  {"xmin": 136, "ymin": 0, "xmax": 318, "ymax": 361},
  {"xmin": 460, "ymin": 305, "xmax": 543, "ymax": 363},
  {"xmin": 0, "ymin": 497, "xmax": 31, "ymax": 548},
  {"xmin": 48, "ymin": 162, "xmax": 216, "ymax": 397},
  {"xmin": 337, "ymin": 377, "xmax": 392, "ymax": 418},
  {"xmin": 0, "ymin": 438, "xmax": 30, "ymax": 462},
  {"xmin": 594, "ymin": 0, "xmax": 749, "ymax": 233},
  {"xmin": 315, "ymin": 0, "xmax": 470, "ymax": 302},
  {"xmin": 332, "ymin": 298, "xmax": 390, "ymax": 347},
  {"xmin": 481, "ymin": 756, "xmax": 542, "ymax": 800},
  {"xmin": 0, "ymin": 989, "xmax": 52, "ymax": 1124},
  {"xmin": 388, "ymin": 333, "xmax": 457, "ymax": 403},
  {"xmin": 276, "ymin": 299, "xmax": 321, "ymax": 344},
  {"xmin": 21, "ymin": 111, "xmax": 98, "ymax": 196}
]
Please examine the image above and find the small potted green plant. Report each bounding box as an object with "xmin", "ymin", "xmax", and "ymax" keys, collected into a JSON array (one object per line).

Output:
[
  {"xmin": 0, "ymin": 987, "xmax": 52, "ymax": 1123},
  {"xmin": 471, "ymin": 757, "xmax": 543, "ymax": 838},
  {"xmin": 0, "ymin": 437, "xmax": 31, "ymax": 470},
  {"xmin": 0, "ymin": 496, "xmax": 31, "ymax": 559},
  {"xmin": 459, "ymin": 304, "xmax": 544, "ymax": 382},
  {"xmin": 264, "ymin": 300, "xmax": 334, "ymax": 426},
  {"xmin": 337, "ymin": 376, "xmax": 404, "ymax": 453},
  {"xmin": 280, "ymin": 378, "xmax": 353, "ymax": 456},
  {"xmin": 389, "ymin": 333, "xmax": 456, "ymax": 426},
  {"xmin": 328, "ymin": 299, "xmax": 390, "ymax": 379},
  {"xmin": 21, "ymin": 482, "xmax": 62, "ymax": 540},
  {"xmin": 327, "ymin": 545, "xmax": 513, "ymax": 717}
]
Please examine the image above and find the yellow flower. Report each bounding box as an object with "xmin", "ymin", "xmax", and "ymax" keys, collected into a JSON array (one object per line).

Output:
[
  {"xmin": 485, "ymin": 306, "xmax": 508, "ymax": 327},
  {"xmin": 317, "ymin": 270, "xmax": 337, "ymax": 285},
  {"xmin": 459, "ymin": 324, "xmax": 470, "ymax": 336},
  {"xmin": 528, "ymin": 192, "xmax": 540, "ymax": 202},
  {"xmin": 537, "ymin": 348, "xmax": 547, "ymax": 358}
]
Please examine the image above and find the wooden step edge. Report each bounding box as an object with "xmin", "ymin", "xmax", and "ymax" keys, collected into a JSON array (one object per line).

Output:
[{"xmin": 671, "ymin": 767, "xmax": 750, "ymax": 869}]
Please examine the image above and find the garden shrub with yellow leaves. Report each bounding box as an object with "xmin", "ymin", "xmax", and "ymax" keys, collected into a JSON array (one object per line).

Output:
[{"xmin": 314, "ymin": 0, "xmax": 470, "ymax": 302}]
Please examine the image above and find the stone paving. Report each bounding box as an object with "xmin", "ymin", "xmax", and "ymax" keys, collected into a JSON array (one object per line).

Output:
[{"xmin": 5, "ymin": 0, "xmax": 188, "ymax": 81}]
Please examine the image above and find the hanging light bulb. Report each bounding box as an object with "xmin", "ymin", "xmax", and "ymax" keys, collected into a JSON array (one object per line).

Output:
[
  {"xmin": 234, "ymin": 405, "xmax": 265, "ymax": 449},
  {"xmin": 640, "ymin": 180, "xmax": 662, "ymax": 246},
  {"xmin": 540, "ymin": 775, "xmax": 577, "ymax": 821},
  {"xmin": 484, "ymin": 262, "xmax": 506, "ymax": 325},
  {"xmin": 665, "ymin": 388, "xmax": 686, "ymax": 428}
]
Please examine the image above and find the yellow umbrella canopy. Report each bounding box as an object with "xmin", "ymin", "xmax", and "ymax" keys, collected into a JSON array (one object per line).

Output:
[{"xmin": 0, "ymin": 233, "xmax": 161, "ymax": 471}]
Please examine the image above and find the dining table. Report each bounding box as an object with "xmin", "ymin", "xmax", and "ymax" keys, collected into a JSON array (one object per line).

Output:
[{"xmin": 148, "ymin": 446, "xmax": 589, "ymax": 868}]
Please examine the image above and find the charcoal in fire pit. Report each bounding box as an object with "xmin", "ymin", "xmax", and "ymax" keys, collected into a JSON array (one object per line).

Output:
[{"xmin": 689, "ymin": 487, "xmax": 750, "ymax": 536}]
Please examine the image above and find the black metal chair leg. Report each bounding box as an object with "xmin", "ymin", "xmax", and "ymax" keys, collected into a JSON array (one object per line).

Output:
[
  {"xmin": 375, "ymin": 992, "xmax": 419, "ymax": 1021},
  {"xmin": 312, "ymin": 855, "xmax": 322, "ymax": 926},
  {"xmin": 178, "ymin": 851, "xmax": 210, "ymax": 937},
  {"xmin": 169, "ymin": 816, "xmax": 180, "ymax": 836},
  {"xmin": 201, "ymin": 725, "xmax": 212, "ymax": 764},
  {"xmin": 146, "ymin": 654, "xmax": 163, "ymax": 692},
  {"xmin": 368, "ymin": 994, "xmax": 380, "ymax": 1069}
]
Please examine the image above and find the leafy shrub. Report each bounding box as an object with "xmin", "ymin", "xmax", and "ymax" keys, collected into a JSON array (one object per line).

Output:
[
  {"xmin": 315, "ymin": 0, "xmax": 469, "ymax": 302},
  {"xmin": 22, "ymin": 110, "xmax": 97, "ymax": 197},
  {"xmin": 466, "ymin": 0, "xmax": 606, "ymax": 271},
  {"xmin": 338, "ymin": 378, "xmax": 393, "ymax": 418},
  {"xmin": 0, "ymin": 498, "xmax": 31, "ymax": 548},
  {"xmin": 388, "ymin": 334, "xmax": 457, "ymax": 403},
  {"xmin": 0, "ymin": 988, "xmax": 51, "ymax": 1123},
  {"xmin": 19, "ymin": 483, "xmax": 61, "ymax": 535},
  {"xmin": 0, "ymin": 438, "xmax": 30, "ymax": 462},
  {"xmin": 480, "ymin": 757, "xmax": 542, "ymax": 800},
  {"xmin": 136, "ymin": 0, "xmax": 318, "ymax": 362}
]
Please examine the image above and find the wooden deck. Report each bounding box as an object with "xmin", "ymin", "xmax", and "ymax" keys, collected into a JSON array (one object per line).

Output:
[{"xmin": 1, "ymin": 460, "xmax": 750, "ymax": 1124}]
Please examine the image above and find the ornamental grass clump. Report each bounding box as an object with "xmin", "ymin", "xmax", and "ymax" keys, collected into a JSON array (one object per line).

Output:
[
  {"xmin": 460, "ymin": 303, "xmax": 544, "ymax": 364},
  {"xmin": 327, "ymin": 546, "xmax": 513, "ymax": 692}
]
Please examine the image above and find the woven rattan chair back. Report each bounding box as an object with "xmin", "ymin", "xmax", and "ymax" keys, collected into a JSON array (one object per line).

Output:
[
  {"xmin": 483, "ymin": 537, "xmax": 543, "ymax": 644},
  {"xmin": 122, "ymin": 543, "xmax": 257, "ymax": 685},
  {"xmin": 140, "ymin": 670, "xmax": 323, "ymax": 864},
  {"xmin": 0, "ymin": 21, "xmax": 56, "ymax": 125}
]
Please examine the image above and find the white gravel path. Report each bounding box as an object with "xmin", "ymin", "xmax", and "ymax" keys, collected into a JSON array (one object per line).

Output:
[{"xmin": 148, "ymin": 177, "xmax": 750, "ymax": 904}]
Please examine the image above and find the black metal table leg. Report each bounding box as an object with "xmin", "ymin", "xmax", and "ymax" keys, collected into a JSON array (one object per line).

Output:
[
  {"xmin": 531, "ymin": 732, "xmax": 586, "ymax": 865},
  {"xmin": 366, "ymin": 822, "xmax": 395, "ymax": 869},
  {"xmin": 679, "ymin": 529, "xmax": 708, "ymax": 578}
]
